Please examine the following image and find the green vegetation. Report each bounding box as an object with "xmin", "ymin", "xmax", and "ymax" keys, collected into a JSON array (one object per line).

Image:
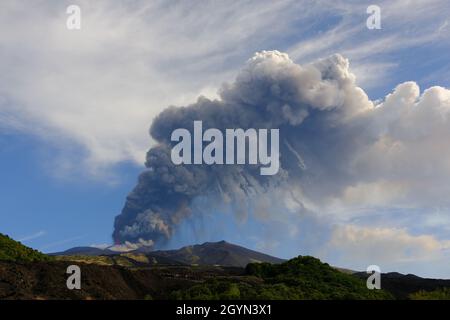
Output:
[
  {"xmin": 171, "ymin": 256, "xmax": 393, "ymax": 300},
  {"xmin": 0, "ymin": 233, "xmax": 51, "ymax": 262},
  {"xmin": 410, "ymin": 288, "xmax": 450, "ymax": 300},
  {"xmin": 54, "ymin": 255, "xmax": 114, "ymax": 265}
]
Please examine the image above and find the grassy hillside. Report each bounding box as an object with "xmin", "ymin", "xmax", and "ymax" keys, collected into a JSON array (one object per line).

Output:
[
  {"xmin": 0, "ymin": 233, "xmax": 51, "ymax": 262},
  {"xmin": 171, "ymin": 256, "xmax": 393, "ymax": 300},
  {"xmin": 410, "ymin": 288, "xmax": 450, "ymax": 300}
]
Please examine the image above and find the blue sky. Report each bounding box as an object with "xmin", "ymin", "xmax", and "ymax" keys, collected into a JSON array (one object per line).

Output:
[
  {"xmin": 1, "ymin": 0, "xmax": 450, "ymax": 277},
  {"xmin": 0, "ymin": 132, "xmax": 139, "ymax": 251}
]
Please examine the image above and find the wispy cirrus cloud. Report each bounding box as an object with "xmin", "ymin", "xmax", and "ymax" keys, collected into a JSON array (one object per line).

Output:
[
  {"xmin": 18, "ymin": 230, "xmax": 46, "ymax": 242},
  {"xmin": 288, "ymin": 0, "xmax": 450, "ymax": 88},
  {"xmin": 0, "ymin": 0, "xmax": 449, "ymax": 179},
  {"xmin": 1, "ymin": 0, "xmax": 450, "ymax": 277},
  {"xmin": 39, "ymin": 234, "xmax": 86, "ymax": 252}
]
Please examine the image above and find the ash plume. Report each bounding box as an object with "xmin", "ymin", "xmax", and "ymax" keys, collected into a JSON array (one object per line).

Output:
[{"xmin": 113, "ymin": 50, "xmax": 450, "ymax": 247}]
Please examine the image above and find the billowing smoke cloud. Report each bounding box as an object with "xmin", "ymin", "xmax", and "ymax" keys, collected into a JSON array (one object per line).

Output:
[{"xmin": 113, "ymin": 50, "xmax": 450, "ymax": 247}]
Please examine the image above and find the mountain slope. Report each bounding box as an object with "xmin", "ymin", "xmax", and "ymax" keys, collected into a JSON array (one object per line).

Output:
[
  {"xmin": 150, "ymin": 241, "xmax": 285, "ymax": 267},
  {"xmin": 354, "ymin": 271, "xmax": 450, "ymax": 299},
  {"xmin": 0, "ymin": 256, "xmax": 392, "ymax": 300},
  {"xmin": 2, "ymin": 235, "xmax": 450, "ymax": 299},
  {"xmin": 171, "ymin": 256, "xmax": 393, "ymax": 300},
  {"xmin": 53, "ymin": 240, "xmax": 285, "ymax": 267},
  {"xmin": 51, "ymin": 246, "xmax": 116, "ymax": 256},
  {"xmin": 0, "ymin": 233, "xmax": 51, "ymax": 262}
]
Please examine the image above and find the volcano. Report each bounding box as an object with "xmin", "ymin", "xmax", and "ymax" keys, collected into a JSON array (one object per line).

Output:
[{"xmin": 53, "ymin": 240, "xmax": 285, "ymax": 267}]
